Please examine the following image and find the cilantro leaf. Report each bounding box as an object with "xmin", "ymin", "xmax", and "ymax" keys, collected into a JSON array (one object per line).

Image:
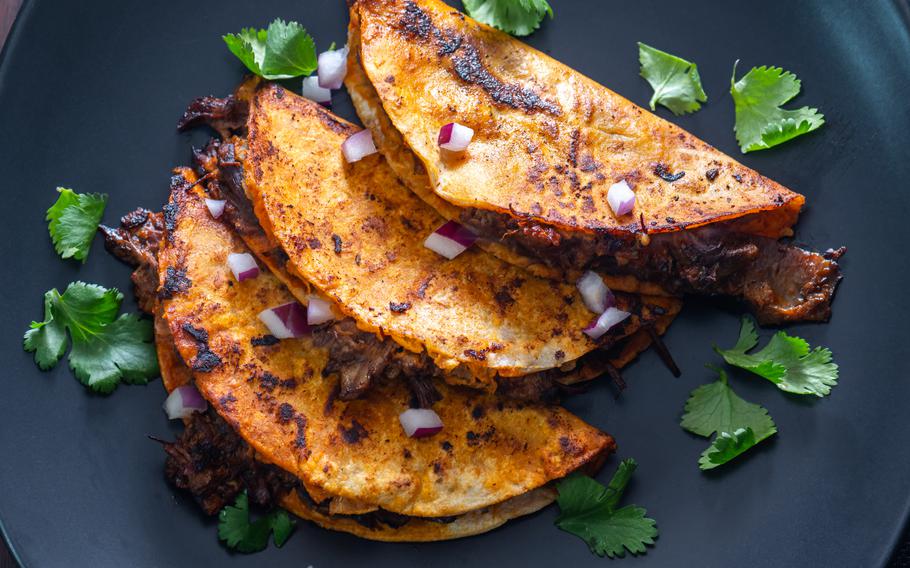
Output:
[
  {"xmin": 23, "ymin": 282, "xmax": 158, "ymax": 393},
  {"xmin": 699, "ymin": 427, "xmax": 761, "ymax": 470},
  {"xmin": 638, "ymin": 43, "xmax": 707, "ymax": 115},
  {"xmin": 269, "ymin": 509, "xmax": 294, "ymax": 548},
  {"xmin": 218, "ymin": 492, "xmax": 296, "ymax": 553},
  {"xmin": 46, "ymin": 188, "xmax": 107, "ymax": 262},
  {"xmin": 223, "ymin": 19, "xmax": 317, "ymax": 80},
  {"xmin": 463, "ymin": 0, "xmax": 554, "ymax": 37},
  {"xmin": 730, "ymin": 62, "xmax": 825, "ymax": 153},
  {"xmin": 681, "ymin": 367, "xmax": 777, "ymax": 471},
  {"xmin": 716, "ymin": 316, "xmax": 839, "ymax": 396},
  {"xmin": 681, "ymin": 367, "xmax": 777, "ymax": 438},
  {"xmin": 224, "ymin": 28, "xmax": 268, "ymax": 76},
  {"xmin": 555, "ymin": 459, "xmax": 658, "ymax": 558}
]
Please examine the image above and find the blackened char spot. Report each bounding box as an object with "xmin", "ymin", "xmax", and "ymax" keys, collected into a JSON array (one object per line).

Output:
[
  {"xmin": 451, "ymin": 45, "xmax": 561, "ymax": 115},
  {"xmin": 464, "ymin": 349, "xmax": 486, "ymax": 361},
  {"xmin": 181, "ymin": 323, "xmax": 222, "ymax": 372},
  {"xmin": 654, "ymin": 164, "xmax": 685, "ymax": 182},
  {"xmin": 294, "ymin": 416, "xmax": 308, "ymax": 450},
  {"xmin": 182, "ymin": 323, "xmax": 209, "ymax": 343},
  {"xmin": 568, "ymin": 129, "xmax": 580, "ymax": 168},
  {"xmin": 559, "ymin": 435, "xmax": 584, "ymax": 456},
  {"xmin": 278, "ymin": 403, "xmax": 295, "ymax": 423},
  {"xmin": 251, "ymin": 334, "xmax": 279, "ymax": 346},
  {"xmin": 219, "ymin": 393, "xmax": 237, "ymax": 410},
  {"xmin": 192, "ymin": 350, "xmax": 221, "ymax": 372},
  {"xmin": 162, "ymin": 201, "xmax": 179, "ymax": 231},
  {"xmin": 494, "ymin": 288, "xmax": 515, "ymax": 310},
  {"xmin": 400, "ymin": 0, "xmax": 433, "ymax": 38},
  {"xmin": 705, "ymin": 168, "xmax": 719, "ymax": 181},
  {"xmin": 331, "ymin": 234, "xmax": 343, "ymax": 254},
  {"xmin": 389, "ymin": 302, "xmax": 411, "ymax": 313},
  {"xmin": 398, "ymin": 3, "xmax": 559, "ymax": 114},
  {"xmin": 259, "ymin": 372, "xmax": 279, "ymax": 392},
  {"xmin": 340, "ymin": 420, "xmax": 368, "ymax": 444},
  {"xmin": 160, "ymin": 266, "xmax": 191, "ymax": 299}
]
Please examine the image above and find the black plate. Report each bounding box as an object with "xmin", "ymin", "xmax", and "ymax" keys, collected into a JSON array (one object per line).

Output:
[{"xmin": 2, "ymin": 0, "xmax": 910, "ymax": 566}]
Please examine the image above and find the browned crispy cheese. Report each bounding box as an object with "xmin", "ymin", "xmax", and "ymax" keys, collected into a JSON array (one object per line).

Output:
[
  {"xmin": 241, "ymin": 84, "xmax": 672, "ymax": 388},
  {"xmin": 349, "ymin": 0, "xmax": 843, "ymax": 324},
  {"xmin": 157, "ymin": 174, "xmax": 614, "ymax": 538}
]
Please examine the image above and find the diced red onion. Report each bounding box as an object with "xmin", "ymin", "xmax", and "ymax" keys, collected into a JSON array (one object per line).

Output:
[
  {"xmin": 607, "ymin": 180, "xmax": 635, "ymax": 216},
  {"xmin": 163, "ymin": 385, "xmax": 208, "ymax": 420},
  {"xmin": 227, "ymin": 252, "xmax": 260, "ymax": 282},
  {"xmin": 258, "ymin": 302, "xmax": 310, "ymax": 339},
  {"xmin": 205, "ymin": 198, "xmax": 226, "ymax": 219},
  {"xmin": 302, "ymin": 76, "xmax": 332, "ymax": 106},
  {"xmin": 438, "ymin": 122, "xmax": 474, "ymax": 152},
  {"xmin": 317, "ymin": 46, "xmax": 348, "ymax": 90},
  {"xmin": 576, "ymin": 271, "xmax": 615, "ymax": 314},
  {"xmin": 423, "ymin": 221, "xmax": 478, "ymax": 259},
  {"xmin": 399, "ymin": 408, "xmax": 443, "ymax": 438},
  {"xmin": 583, "ymin": 307, "xmax": 632, "ymax": 340},
  {"xmin": 306, "ymin": 295, "xmax": 335, "ymax": 325},
  {"xmin": 342, "ymin": 129, "xmax": 377, "ymax": 163}
]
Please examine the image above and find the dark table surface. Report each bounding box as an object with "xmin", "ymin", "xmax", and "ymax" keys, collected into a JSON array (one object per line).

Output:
[
  {"xmin": 0, "ymin": 12, "xmax": 21, "ymax": 568},
  {"xmin": 1, "ymin": 1, "xmax": 910, "ymax": 566}
]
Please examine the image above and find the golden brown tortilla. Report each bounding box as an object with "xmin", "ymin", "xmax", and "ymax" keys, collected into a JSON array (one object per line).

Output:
[
  {"xmin": 350, "ymin": 0, "xmax": 804, "ymax": 240},
  {"xmin": 241, "ymin": 84, "xmax": 661, "ymax": 388},
  {"xmin": 157, "ymin": 174, "xmax": 614, "ymax": 528}
]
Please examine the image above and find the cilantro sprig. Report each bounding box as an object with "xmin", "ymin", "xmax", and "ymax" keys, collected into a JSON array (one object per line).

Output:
[
  {"xmin": 463, "ymin": 0, "xmax": 553, "ymax": 37},
  {"xmin": 46, "ymin": 188, "xmax": 107, "ymax": 262},
  {"xmin": 23, "ymin": 282, "xmax": 158, "ymax": 393},
  {"xmin": 218, "ymin": 492, "xmax": 295, "ymax": 553},
  {"xmin": 224, "ymin": 19, "xmax": 317, "ymax": 80},
  {"xmin": 715, "ymin": 316, "xmax": 838, "ymax": 397},
  {"xmin": 638, "ymin": 43, "xmax": 707, "ymax": 116},
  {"xmin": 681, "ymin": 367, "xmax": 778, "ymax": 471},
  {"xmin": 555, "ymin": 459, "xmax": 658, "ymax": 558},
  {"xmin": 731, "ymin": 62, "xmax": 825, "ymax": 153}
]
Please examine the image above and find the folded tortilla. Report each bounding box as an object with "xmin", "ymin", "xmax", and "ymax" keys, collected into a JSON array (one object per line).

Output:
[
  {"xmin": 228, "ymin": 83, "xmax": 677, "ymax": 389},
  {"xmin": 347, "ymin": 0, "xmax": 843, "ymax": 324},
  {"xmin": 156, "ymin": 176, "xmax": 615, "ymax": 539}
]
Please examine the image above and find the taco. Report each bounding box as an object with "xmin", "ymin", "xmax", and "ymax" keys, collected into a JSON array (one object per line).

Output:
[
  {"xmin": 153, "ymin": 175, "xmax": 614, "ymax": 540},
  {"xmin": 347, "ymin": 0, "xmax": 843, "ymax": 324},
  {"xmin": 178, "ymin": 81, "xmax": 680, "ymax": 400}
]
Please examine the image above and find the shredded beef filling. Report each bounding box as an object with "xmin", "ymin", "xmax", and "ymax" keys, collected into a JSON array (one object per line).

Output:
[
  {"xmin": 460, "ymin": 208, "xmax": 844, "ymax": 325},
  {"xmin": 165, "ymin": 412, "xmax": 459, "ymax": 529},
  {"xmin": 99, "ymin": 208, "xmax": 166, "ymax": 314},
  {"xmin": 163, "ymin": 411, "xmax": 299, "ymax": 515}
]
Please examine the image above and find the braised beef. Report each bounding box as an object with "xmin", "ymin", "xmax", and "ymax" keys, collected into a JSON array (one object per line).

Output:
[
  {"xmin": 99, "ymin": 208, "xmax": 166, "ymax": 313},
  {"xmin": 162, "ymin": 411, "xmax": 298, "ymax": 515},
  {"xmin": 461, "ymin": 208, "xmax": 843, "ymax": 325}
]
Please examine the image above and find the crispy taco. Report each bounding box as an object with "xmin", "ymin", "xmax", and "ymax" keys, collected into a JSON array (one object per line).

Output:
[
  {"xmin": 347, "ymin": 0, "xmax": 843, "ymax": 324},
  {"xmin": 151, "ymin": 175, "xmax": 615, "ymax": 540},
  {"xmin": 177, "ymin": 82, "xmax": 681, "ymax": 400}
]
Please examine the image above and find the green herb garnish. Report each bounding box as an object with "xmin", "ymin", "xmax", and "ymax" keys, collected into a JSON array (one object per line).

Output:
[
  {"xmin": 731, "ymin": 62, "xmax": 825, "ymax": 153},
  {"xmin": 638, "ymin": 42, "xmax": 707, "ymax": 115},
  {"xmin": 462, "ymin": 0, "xmax": 553, "ymax": 37},
  {"xmin": 681, "ymin": 366, "xmax": 778, "ymax": 470},
  {"xmin": 223, "ymin": 19, "xmax": 317, "ymax": 80},
  {"xmin": 555, "ymin": 459, "xmax": 658, "ymax": 558},
  {"xmin": 46, "ymin": 188, "xmax": 107, "ymax": 262},
  {"xmin": 23, "ymin": 282, "xmax": 158, "ymax": 393},
  {"xmin": 218, "ymin": 491, "xmax": 295, "ymax": 553},
  {"xmin": 715, "ymin": 316, "xmax": 838, "ymax": 396}
]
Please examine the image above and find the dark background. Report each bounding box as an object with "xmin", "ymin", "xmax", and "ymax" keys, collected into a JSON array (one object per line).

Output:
[{"xmin": 1, "ymin": 1, "xmax": 910, "ymax": 566}]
